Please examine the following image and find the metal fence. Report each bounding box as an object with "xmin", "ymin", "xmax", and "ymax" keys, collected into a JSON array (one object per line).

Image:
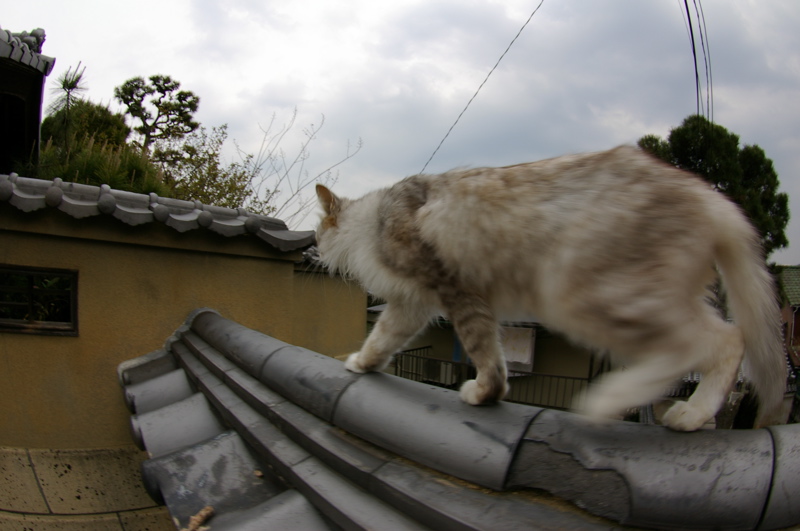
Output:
[
  {"xmin": 393, "ymin": 350, "xmax": 798, "ymax": 411},
  {"xmin": 506, "ymin": 372, "xmax": 590, "ymax": 410},
  {"xmin": 394, "ymin": 347, "xmax": 474, "ymax": 390},
  {"xmin": 393, "ymin": 349, "xmax": 587, "ymax": 410}
]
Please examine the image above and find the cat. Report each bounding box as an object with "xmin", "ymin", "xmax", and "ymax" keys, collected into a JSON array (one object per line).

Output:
[{"xmin": 314, "ymin": 145, "xmax": 786, "ymax": 431}]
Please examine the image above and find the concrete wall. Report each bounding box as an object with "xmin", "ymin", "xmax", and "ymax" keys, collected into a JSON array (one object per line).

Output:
[{"xmin": 0, "ymin": 208, "xmax": 365, "ymax": 449}]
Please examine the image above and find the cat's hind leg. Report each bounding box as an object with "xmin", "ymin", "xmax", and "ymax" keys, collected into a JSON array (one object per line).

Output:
[
  {"xmin": 579, "ymin": 351, "xmax": 697, "ymax": 425},
  {"xmin": 660, "ymin": 317, "xmax": 744, "ymax": 431},
  {"xmin": 579, "ymin": 310, "xmax": 744, "ymax": 432},
  {"xmin": 345, "ymin": 302, "xmax": 430, "ymax": 373}
]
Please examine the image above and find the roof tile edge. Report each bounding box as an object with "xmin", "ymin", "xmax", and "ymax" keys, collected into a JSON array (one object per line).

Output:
[{"xmin": 0, "ymin": 174, "xmax": 314, "ymax": 252}]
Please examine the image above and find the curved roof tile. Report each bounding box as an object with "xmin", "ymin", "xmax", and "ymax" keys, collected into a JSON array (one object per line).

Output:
[
  {"xmin": 117, "ymin": 310, "xmax": 800, "ymax": 530},
  {"xmin": 0, "ymin": 174, "xmax": 316, "ymax": 252}
]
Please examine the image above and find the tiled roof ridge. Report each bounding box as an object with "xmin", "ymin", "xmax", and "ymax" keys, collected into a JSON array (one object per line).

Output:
[
  {"xmin": 0, "ymin": 173, "xmax": 315, "ymax": 252},
  {"xmin": 0, "ymin": 25, "xmax": 55, "ymax": 75},
  {"xmin": 780, "ymin": 265, "xmax": 800, "ymax": 307},
  {"xmin": 118, "ymin": 309, "xmax": 800, "ymax": 530}
]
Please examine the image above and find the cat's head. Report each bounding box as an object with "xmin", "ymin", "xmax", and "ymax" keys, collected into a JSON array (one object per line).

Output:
[
  {"xmin": 315, "ymin": 184, "xmax": 342, "ymax": 234},
  {"xmin": 315, "ymin": 184, "xmax": 349, "ymax": 269}
]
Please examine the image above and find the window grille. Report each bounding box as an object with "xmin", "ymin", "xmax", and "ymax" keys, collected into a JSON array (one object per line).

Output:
[{"xmin": 0, "ymin": 265, "xmax": 78, "ymax": 335}]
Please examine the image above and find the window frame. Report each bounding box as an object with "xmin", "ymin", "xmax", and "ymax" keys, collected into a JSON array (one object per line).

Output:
[{"xmin": 0, "ymin": 265, "xmax": 79, "ymax": 336}]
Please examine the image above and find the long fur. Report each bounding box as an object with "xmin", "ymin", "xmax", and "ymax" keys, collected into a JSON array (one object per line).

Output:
[{"xmin": 315, "ymin": 146, "xmax": 786, "ymax": 431}]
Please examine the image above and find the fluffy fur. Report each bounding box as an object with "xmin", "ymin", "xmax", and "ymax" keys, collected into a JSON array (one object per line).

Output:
[{"xmin": 315, "ymin": 146, "xmax": 786, "ymax": 431}]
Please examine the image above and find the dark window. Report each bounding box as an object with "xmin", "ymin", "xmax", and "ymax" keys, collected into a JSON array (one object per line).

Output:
[{"xmin": 0, "ymin": 265, "xmax": 78, "ymax": 336}]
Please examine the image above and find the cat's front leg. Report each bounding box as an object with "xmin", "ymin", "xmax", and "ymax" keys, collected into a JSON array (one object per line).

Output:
[
  {"xmin": 344, "ymin": 301, "xmax": 430, "ymax": 374},
  {"xmin": 343, "ymin": 352, "xmax": 377, "ymax": 373},
  {"xmin": 443, "ymin": 292, "xmax": 509, "ymax": 404},
  {"xmin": 460, "ymin": 362, "xmax": 509, "ymax": 405}
]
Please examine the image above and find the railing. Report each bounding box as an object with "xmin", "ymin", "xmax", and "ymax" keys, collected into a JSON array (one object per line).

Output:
[
  {"xmin": 394, "ymin": 348, "xmax": 474, "ymax": 390},
  {"xmin": 394, "ymin": 350, "xmax": 799, "ymax": 411},
  {"xmin": 506, "ymin": 372, "xmax": 590, "ymax": 410},
  {"xmin": 667, "ymin": 372, "xmax": 797, "ymax": 398},
  {"xmin": 394, "ymin": 349, "xmax": 587, "ymax": 410}
]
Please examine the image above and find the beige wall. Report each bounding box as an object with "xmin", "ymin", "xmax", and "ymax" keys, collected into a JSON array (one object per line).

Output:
[
  {"xmin": 532, "ymin": 332, "xmax": 593, "ymax": 378},
  {"xmin": 0, "ymin": 209, "xmax": 365, "ymax": 449},
  {"xmin": 292, "ymin": 269, "xmax": 366, "ymax": 357},
  {"xmin": 397, "ymin": 320, "xmax": 456, "ymax": 360}
]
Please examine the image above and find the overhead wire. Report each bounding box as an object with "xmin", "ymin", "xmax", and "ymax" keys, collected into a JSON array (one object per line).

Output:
[
  {"xmin": 683, "ymin": 0, "xmax": 703, "ymax": 118},
  {"xmin": 678, "ymin": 0, "xmax": 692, "ymax": 41},
  {"xmin": 694, "ymin": 0, "xmax": 714, "ymax": 121},
  {"xmin": 420, "ymin": 0, "xmax": 712, "ymax": 176},
  {"xmin": 682, "ymin": 0, "xmax": 713, "ymax": 122},
  {"xmin": 418, "ymin": 0, "xmax": 545, "ymax": 175}
]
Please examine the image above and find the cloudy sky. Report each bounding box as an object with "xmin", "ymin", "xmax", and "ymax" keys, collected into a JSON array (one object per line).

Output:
[{"xmin": 6, "ymin": 1, "xmax": 800, "ymax": 262}]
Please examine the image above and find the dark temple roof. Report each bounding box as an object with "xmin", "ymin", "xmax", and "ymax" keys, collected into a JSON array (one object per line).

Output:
[
  {"xmin": 0, "ymin": 174, "xmax": 316, "ymax": 252},
  {"xmin": 117, "ymin": 310, "xmax": 800, "ymax": 531}
]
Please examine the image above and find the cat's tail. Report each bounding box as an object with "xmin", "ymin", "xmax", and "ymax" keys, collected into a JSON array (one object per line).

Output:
[{"xmin": 714, "ymin": 199, "xmax": 786, "ymax": 428}]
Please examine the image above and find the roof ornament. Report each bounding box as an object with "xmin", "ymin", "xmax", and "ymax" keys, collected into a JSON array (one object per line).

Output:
[
  {"xmin": 98, "ymin": 185, "xmax": 117, "ymax": 215},
  {"xmin": 10, "ymin": 28, "xmax": 46, "ymax": 53},
  {"xmin": 44, "ymin": 179, "xmax": 63, "ymax": 208}
]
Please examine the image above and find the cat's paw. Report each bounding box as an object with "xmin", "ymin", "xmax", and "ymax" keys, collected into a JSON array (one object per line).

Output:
[
  {"xmin": 661, "ymin": 401, "xmax": 710, "ymax": 431},
  {"xmin": 343, "ymin": 351, "xmax": 391, "ymax": 373},
  {"xmin": 459, "ymin": 379, "xmax": 509, "ymax": 405},
  {"xmin": 343, "ymin": 352, "xmax": 369, "ymax": 373},
  {"xmin": 459, "ymin": 380, "xmax": 486, "ymax": 405}
]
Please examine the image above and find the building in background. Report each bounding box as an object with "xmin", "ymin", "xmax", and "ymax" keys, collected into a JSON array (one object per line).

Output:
[{"xmin": 0, "ymin": 25, "xmax": 55, "ymax": 173}]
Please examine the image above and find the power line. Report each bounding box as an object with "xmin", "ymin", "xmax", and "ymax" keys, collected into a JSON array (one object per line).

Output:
[
  {"xmin": 678, "ymin": 0, "xmax": 692, "ymax": 41},
  {"xmin": 418, "ymin": 0, "xmax": 545, "ymax": 175},
  {"xmin": 694, "ymin": 0, "xmax": 713, "ymax": 121},
  {"xmin": 683, "ymin": 0, "xmax": 702, "ymax": 117},
  {"xmin": 682, "ymin": 0, "xmax": 713, "ymax": 122}
]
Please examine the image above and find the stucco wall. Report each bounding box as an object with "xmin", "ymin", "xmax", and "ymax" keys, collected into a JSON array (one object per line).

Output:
[
  {"xmin": 292, "ymin": 269, "xmax": 366, "ymax": 357},
  {"xmin": 0, "ymin": 209, "xmax": 365, "ymax": 448}
]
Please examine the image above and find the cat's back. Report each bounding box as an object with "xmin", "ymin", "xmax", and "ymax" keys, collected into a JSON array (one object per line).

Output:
[
  {"xmin": 408, "ymin": 146, "xmax": 718, "ymax": 286},
  {"xmin": 423, "ymin": 145, "xmax": 699, "ymax": 207},
  {"xmin": 414, "ymin": 146, "xmax": 701, "ymax": 240}
]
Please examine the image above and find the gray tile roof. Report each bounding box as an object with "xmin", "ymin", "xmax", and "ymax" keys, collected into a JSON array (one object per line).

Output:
[
  {"xmin": 118, "ymin": 309, "xmax": 800, "ymax": 530},
  {"xmin": 781, "ymin": 265, "xmax": 800, "ymax": 307},
  {"xmin": 0, "ymin": 174, "xmax": 316, "ymax": 252},
  {"xmin": 0, "ymin": 26, "xmax": 55, "ymax": 75}
]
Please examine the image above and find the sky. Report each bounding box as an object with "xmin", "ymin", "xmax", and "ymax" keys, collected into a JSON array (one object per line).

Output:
[{"xmin": 5, "ymin": 1, "xmax": 800, "ymax": 263}]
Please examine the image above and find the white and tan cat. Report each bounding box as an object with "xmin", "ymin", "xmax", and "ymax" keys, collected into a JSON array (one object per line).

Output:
[{"xmin": 315, "ymin": 146, "xmax": 786, "ymax": 431}]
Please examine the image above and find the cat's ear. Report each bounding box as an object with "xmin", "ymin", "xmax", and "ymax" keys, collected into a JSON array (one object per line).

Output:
[{"xmin": 316, "ymin": 184, "xmax": 341, "ymax": 216}]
